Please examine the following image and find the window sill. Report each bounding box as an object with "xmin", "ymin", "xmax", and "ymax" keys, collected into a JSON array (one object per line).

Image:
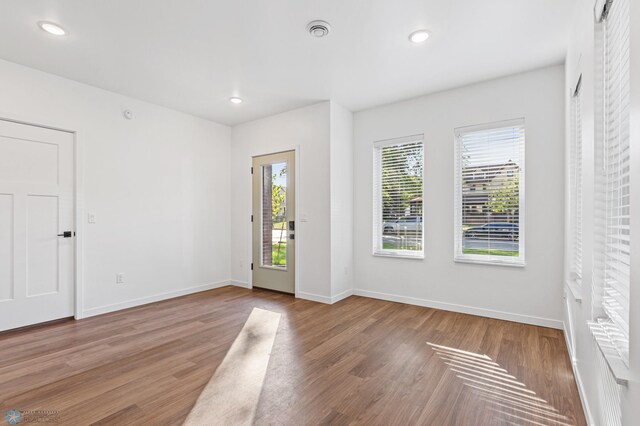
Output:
[
  {"xmin": 373, "ymin": 251, "xmax": 424, "ymax": 260},
  {"xmin": 589, "ymin": 320, "xmax": 630, "ymax": 386},
  {"xmin": 258, "ymin": 265, "xmax": 288, "ymax": 272},
  {"xmin": 454, "ymin": 256, "xmax": 525, "ymax": 268},
  {"xmin": 564, "ymin": 279, "xmax": 583, "ymax": 302}
]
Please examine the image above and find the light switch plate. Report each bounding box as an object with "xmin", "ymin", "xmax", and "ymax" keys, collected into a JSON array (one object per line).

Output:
[{"xmin": 88, "ymin": 212, "xmax": 97, "ymax": 223}]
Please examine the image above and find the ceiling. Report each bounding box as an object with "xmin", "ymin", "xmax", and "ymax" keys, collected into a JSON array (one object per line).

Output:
[{"xmin": 0, "ymin": 0, "xmax": 576, "ymax": 126}]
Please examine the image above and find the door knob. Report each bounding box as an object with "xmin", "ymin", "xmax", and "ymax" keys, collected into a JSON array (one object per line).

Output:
[{"xmin": 57, "ymin": 231, "xmax": 74, "ymax": 238}]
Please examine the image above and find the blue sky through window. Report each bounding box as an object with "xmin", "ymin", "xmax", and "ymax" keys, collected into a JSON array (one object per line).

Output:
[{"xmin": 272, "ymin": 162, "xmax": 286, "ymax": 187}]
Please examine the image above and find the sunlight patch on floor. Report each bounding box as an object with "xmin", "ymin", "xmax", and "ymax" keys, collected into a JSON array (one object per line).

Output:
[
  {"xmin": 427, "ymin": 343, "xmax": 574, "ymax": 426},
  {"xmin": 183, "ymin": 308, "xmax": 281, "ymax": 426}
]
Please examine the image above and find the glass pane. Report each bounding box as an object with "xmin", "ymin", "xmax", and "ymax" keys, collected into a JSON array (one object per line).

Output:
[
  {"xmin": 262, "ymin": 162, "xmax": 287, "ymax": 268},
  {"xmin": 380, "ymin": 142, "xmax": 423, "ymax": 252},
  {"xmin": 460, "ymin": 127, "xmax": 522, "ymax": 257}
]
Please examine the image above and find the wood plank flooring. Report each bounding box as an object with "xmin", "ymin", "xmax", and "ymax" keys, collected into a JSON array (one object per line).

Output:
[{"xmin": 0, "ymin": 286, "xmax": 586, "ymax": 425}]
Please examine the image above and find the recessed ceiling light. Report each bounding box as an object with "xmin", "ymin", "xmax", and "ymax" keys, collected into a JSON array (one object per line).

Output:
[
  {"xmin": 38, "ymin": 21, "xmax": 67, "ymax": 36},
  {"xmin": 409, "ymin": 29, "xmax": 430, "ymax": 44},
  {"xmin": 229, "ymin": 97, "xmax": 243, "ymax": 104}
]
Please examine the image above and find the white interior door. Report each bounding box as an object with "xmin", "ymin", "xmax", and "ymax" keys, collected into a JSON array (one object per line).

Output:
[{"xmin": 0, "ymin": 119, "xmax": 75, "ymax": 332}]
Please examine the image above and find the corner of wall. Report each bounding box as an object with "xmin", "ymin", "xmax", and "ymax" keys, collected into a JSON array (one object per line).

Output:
[{"xmin": 328, "ymin": 102, "xmax": 355, "ymax": 302}]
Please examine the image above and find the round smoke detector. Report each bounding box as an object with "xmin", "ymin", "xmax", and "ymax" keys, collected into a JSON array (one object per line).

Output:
[{"xmin": 307, "ymin": 20, "xmax": 331, "ymax": 38}]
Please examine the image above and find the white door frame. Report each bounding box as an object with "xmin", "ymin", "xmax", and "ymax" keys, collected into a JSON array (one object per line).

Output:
[
  {"xmin": 247, "ymin": 145, "xmax": 300, "ymax": 297},
  {"xmin": 0, "ymin": 112, "xmax": 84, "ymax": 321}
]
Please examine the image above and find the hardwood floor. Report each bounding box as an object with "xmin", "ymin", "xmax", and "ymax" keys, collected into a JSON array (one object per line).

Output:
[{"xmin": 0, "ymin": 286, "xmax": 586, "ymax": 425}]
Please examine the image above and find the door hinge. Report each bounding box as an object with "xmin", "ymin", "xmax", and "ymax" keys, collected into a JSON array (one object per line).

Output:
[
  {"xmin": 251, "ymin": 263, "xmax": 254, "ymax": 270},
  {"xmin": 251, "ymin": 214, "xmax": 253, "ymax": 222},
  {"xmin": 251, "ymin": 166, "xmax": 253, "ymax": 174}
]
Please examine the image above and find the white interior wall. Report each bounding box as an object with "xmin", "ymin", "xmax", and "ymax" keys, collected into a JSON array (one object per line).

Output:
[
  {"xmin": 352, "ymin": 65, "xmax": 566, "ymax": 328},
  {"xmin": 563, "ymin": 1, "xmax": 640, "ymax": 424},
  {"xmin": 563, "ymin": 2, "xmax": 600, "ymax": 423},
  {"xmin": 0, "ymin": 59, "xmax": 231, "ymax": 317},
  {"xmin": 229, "ymin": 102, "xmax": 333, "ymax": 301},
  {"xmin": 0, "ymin": 57, "xmax": 570, "ymax": 332},
  {"xmin": 329, "ymin": 102, "xmax": 354, "ymax": 301}
]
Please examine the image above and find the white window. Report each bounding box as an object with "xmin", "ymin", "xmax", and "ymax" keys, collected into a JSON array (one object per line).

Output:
[
  {"xmin": 454, "ymin": 119, "xmax": 525, "ymax": 266},
  {"xmin": 569, "ymin": 77, "xmax": 583, "ymax": 291},
  {"xmin": 373, "ymin": 136, "xmax": 424, "ymax": 258},
  {"xmin": 592, "ymin": 0, "xmax": 630, "ymax": 368}
]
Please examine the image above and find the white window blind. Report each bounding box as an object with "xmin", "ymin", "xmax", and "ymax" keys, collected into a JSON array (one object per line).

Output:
[
  {"xmin": 454, "ymin": 119, "xmax": 525, "ymax": 266},
  {"xmin": 373, "ymin": 136, "xmax": 424, "ymax": 258},
  {"xmin": 593, "ymin": 0, "xmax": 630, "ymax": 365},
  {"xmin": 569, "ymin": 78, "xmax": 584, "ymax": 288}
]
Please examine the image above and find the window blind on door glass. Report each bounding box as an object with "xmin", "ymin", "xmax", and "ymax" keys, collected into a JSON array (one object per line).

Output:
[
  {"xmin": 594, "ymin": 0, "xmax": 630, "ymax": 364},
  {"xmin": 570, "ymin": 82, "xmax": 583, "ymax": 288},
  {"xmin": 373, "ymin": 136, "xmax": 424, "ymax": 258},
  {"xmin": 454, "ymin": 120, "xmax": 525, "ymax": 266}
]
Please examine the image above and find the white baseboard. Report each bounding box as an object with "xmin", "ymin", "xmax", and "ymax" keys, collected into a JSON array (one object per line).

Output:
[
  {"xmin": 81, "ymin": 280, "xmax": 230, "ymax": 318},
  {"xmin": 81, "ymin": 282, "xmax": 562, "ymax": 329},
  {"xmin": 296, "ymin": 291, "xmax": 333, "ymax": 304},
  {"xmin": 331, "ymin": 289, "xmax": 353, "ymax": 304},
  {"xmin": 230, "ymin": 280, "xmax": 251, "ymax": 289},
  {"xmin": 563, "ymin": 321, "xmax": 596, "ymax": 426},
  {"xmin": 353, "ymin": 288, "xmax": 564, "ymax": 329},
  {"xmin": 229, "ymin": 283, "xmax": 351, "ymax": 305}
]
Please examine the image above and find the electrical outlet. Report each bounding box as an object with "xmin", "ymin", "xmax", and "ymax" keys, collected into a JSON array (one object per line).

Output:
[{"xmin": 116, "ymin": 273, "xmax": 125, "ymax": 284}]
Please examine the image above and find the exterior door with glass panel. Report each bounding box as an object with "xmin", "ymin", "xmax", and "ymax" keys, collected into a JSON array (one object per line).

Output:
[
  {"xmin": 0, "ymin": 119, "xmax": 75, "ymax": 331},
  {"xmin": 252, "ymin": 151, "xmax": 295, "ymax": 294}
]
